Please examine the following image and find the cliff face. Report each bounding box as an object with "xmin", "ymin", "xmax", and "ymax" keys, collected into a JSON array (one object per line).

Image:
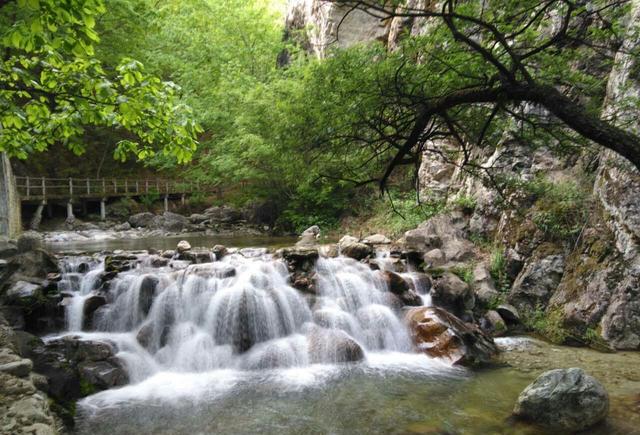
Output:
[{"xmin": 285, "ymin": 0, "xmax": 640, "ymax": 349}]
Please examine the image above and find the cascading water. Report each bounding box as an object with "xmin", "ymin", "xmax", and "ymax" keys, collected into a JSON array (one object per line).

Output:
[{"xmin": 56, "ymin": 248, "xmax": 466, "ymax": 433}]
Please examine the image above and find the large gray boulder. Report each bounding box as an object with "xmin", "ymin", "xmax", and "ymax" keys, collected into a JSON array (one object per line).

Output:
[
  {"xmin": 128, "ymin": 212, "xmax": 156, "ymax": 228},
  {"xmin": 16, "ymin": 231, "xmax": 43, "ymax": 253},
  {"xmin": 338, "ymin": 235, "xmax": 373, "ymax": 260},
  {"xmin": 513, "ymin": 368, "xmax": 609, "ymax": 432},
  {"xmin": 161, "ymin": 211, "xmax": 191, "ymax": 232},
  {"xmin": 431, "ymin": 272, "xmax": 475, "ymax": 318}
]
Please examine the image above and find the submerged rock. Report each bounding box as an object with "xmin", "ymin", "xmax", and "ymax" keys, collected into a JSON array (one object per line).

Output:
[
  {"xmin": 405, "ymin": 306, "xmax": 497, "ymax": 367},
  {"xmin": 513, "ymin": 368, "xmax": 609, "ymax": 432},
  {"xmin": 308, "ymin": 327, "xmax": 365, "ymax": 364}
]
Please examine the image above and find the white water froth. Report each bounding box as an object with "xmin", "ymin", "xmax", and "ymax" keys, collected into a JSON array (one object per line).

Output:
[{"xmin": 57, "ymin": 249, "xmax": 460, "ymax": 408}]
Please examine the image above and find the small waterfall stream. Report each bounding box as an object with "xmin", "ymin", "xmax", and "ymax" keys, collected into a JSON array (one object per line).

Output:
[{"xmin": 54, "ymin": 247, "xmax": 466, "ymax": 431}]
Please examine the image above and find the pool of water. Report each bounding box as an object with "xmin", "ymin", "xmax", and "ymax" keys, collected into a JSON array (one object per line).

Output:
[
  {"xmin": 46, "ymin": 234, "xmax": 298, "ymax": 253},
  {"xmin": 75, "ymin": 337, "xmax": 640, "ymax": 435}
]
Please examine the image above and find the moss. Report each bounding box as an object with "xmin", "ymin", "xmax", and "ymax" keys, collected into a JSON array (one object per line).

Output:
[
  {"xmin": 79, "ymin": 378, "xmax": 98, "ymax": 396},
  {"xmin": 522, "ymin": 306, "xmax": 569, "ymax": 344},
  {"xmin": 451, "ymin": 264, "xmax": 475, "ymax": 286}
]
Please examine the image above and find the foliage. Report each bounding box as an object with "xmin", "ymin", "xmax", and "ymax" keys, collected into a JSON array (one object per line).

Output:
[
  {"xmin": 138, "ymin": 192, "xmax": 160, "ymax": 211},
  {"xmin": 525, "ymin": 176, "xmax": 590, "ymax": 241},
  {"xmin": 522, "ymin": 306, "xmax": 568, "ymax": 344},
  {"xmin": 489, "ymin": 247, "xmax": 510, "ymax": 293},
  {"xmin": 452, "ymin": 194, "xmax": 477, "ymax": 214},
  {"xmin": 108, "ymin": 197, "xmax": 139, "ymax": 219},
  {"xmin": 0, "ymin": 0, "xmax": 201, "ymax": 162},
  {"xmin": 451, "ymin": 264, "xmax": 475, "ymax": 286}
]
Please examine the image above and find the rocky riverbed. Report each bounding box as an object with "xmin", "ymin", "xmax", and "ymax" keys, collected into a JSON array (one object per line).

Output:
[{"xmin": 1, "ymin": 224, "xmax": 638, "ymax": 434}]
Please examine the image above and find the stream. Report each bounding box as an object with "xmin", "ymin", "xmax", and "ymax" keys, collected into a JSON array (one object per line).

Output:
[{"xmin": 47, "ymin": 236, "xmax": 640, "ymax": 435}]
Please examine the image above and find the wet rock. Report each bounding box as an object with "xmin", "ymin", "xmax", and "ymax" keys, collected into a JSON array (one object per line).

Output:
[
  {"xmin": 83, "ymin": 294, "xmax": 107, "ymax": 329},
  {"xmin": 139, "ymin": 275, "xmax": 159, "ymax": 316},
  {"xmin": 212, "ymin": 245, "xmax": 228, "ymax": 259},
  {"xmin": 508, "ymin": 254, "xmax": 565, "ymax": 311},
  {"xmin": 513, "ymin": 368, "xmax": 609, "ymax": 432},
  {"xmin": 431, "ymin": 272, "xmax": 475, "ymax": 318},
  {"xmin": 149, "ymin": 255, "xmax": 169, "ymax": 268},
  {"xmin": 129, "ymin": 212, "xmax": 156, "ymax": 228},
  {"xmin": 30, "ymin": 336, "xmax": 128, "ymax": 402},
  {"xmin": 363, "ymin": 234, "xmax": 391, "ymax": 245},
  {"xmin": 308, "ymin": 327, "xmax": 365, "ymax": 364},
  {"xmin": 176, "ymin": 240, "xmax": 191, "ymax": 253},
  {"xmin": 339, "ymin": 236, "xmax": 373, "ymax": 261},
  {"xmin": 16, "ymin": 231, "xmax": 43, "ymax": 253},
  {"xmin": 189, "ymin": 213, "xmax": 209, "ymax": 224},
  {"xmin": 380, "ymin": 271, "xmax": 422, "ymax": 306},
  {"xmin": 405, "ymin": 306, "xmax": 498, "ymax": 367}
]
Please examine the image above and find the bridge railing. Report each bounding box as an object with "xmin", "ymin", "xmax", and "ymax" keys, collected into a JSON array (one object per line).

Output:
[{"xmin": 14, "ymin": 177, "xmax": 232, "ymax": 201}]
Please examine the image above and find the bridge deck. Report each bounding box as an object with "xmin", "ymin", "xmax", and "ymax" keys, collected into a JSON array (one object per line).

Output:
[{"xmin": 15, "ymin": 177, "xmax": 225, "ymax": 202}]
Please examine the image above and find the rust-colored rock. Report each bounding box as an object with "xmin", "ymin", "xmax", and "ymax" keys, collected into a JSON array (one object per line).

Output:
[{"xmin": 405, "ymin": 306, "xmax": 498, "ymax": 367}]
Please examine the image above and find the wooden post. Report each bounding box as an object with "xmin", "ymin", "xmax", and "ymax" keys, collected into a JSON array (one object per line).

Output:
[
  {"xmin": 136, "ymin": 181, "xmax": 139, "ymax": 194},
  {"xmin": 181, "ymin": 194, "xmax": 185, "ymax": 205},
  {"xmin": 145, "ymin": 179, "xmax": 149, "ymax": 193},
  {"xmin": 156, "ymin": 180, "xmax": 159, "ymax": 192},
  {"xmin": 26, "ymin": 176, "xmax": 30, "ymax": 199},
  {"xmin": 125, "ymin": 180, "xmax": 128, "ymax": 194},
  {"xmin": 113, "ymin": 179, "xmax": 117, "ymax": 194},
  {"xmin": 165, "ymin": 181, "xmax": 169, "ymax": 194},
  {"xmin": 69, "ymin": 178, "xmax": 73, "ymax": 197},
  {"xmin": 41, "ymin": 177, "xmax": 45, "ymax": 199},
  {"xmin": 102, "ymin": 179, "xmax": 106, "ymax": 195},
  {"xmin": 164, "ymin": 196, "xmax": 169, "ymax": 212},
  {"xmin": 100, "ymin": 199, "xmax": 106, "ymax": 221},
  {"xmin": 86, "ymin": 178, "xmax": 90, "ymax": 195}
]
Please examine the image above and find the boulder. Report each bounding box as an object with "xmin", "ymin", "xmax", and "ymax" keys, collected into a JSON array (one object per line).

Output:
[
  {"xmin": 443, "ymin": 238, "xmax": 476, "ymax": 262},
  {"xmin": 189, "ymin": 213, "xmax": 209, "ymax": 224},
  {"xmin": 431, "ymin": 272, "xmax": 475, "ymax": 318},
  {"xmin": 513, "ymin": 368, "xmax": 609, "ymax": 432},
  {"xmin": 203, "ymin": 205, "xmax": 244, "ymax": 223},
  {"xmin": 508, "ymin": 254, "xmax": 565, "ymax": 311},
  {"xmin": 128, "ymin": 212, "xmax": 156, "ymax": 228},
  {"xmin": 0, "ymin": 358, "xmax": 33, "ymax": 377},
  {"xmin": 176, "ymin": 240, "xmax": 191, "ymax": 253},
  {"xmin": 405, "ymin": 306, "xmax": 498, "ymax": 367},
  {"xmin": 16, "ymin": 231, "xmax": 43, "ymax": 253},
  {"xmin": 496, "ymin": 304, "xmax": 520, "ymax": 325},
  {"xmin": 212, "ymin": 245, "xmax": 228, "ymax": 259},
  {"xmin": 138, "ymin": 275, "xmax": 159, "ymax": 315},
  {"xmin": 480, "ymin": 310, "xmax": 507, "ymax": 336},
  {"xmin": 473, "ymin": 263, "xmax": 500, "ymax": 307},
  {"xmin": 5, "ymin": 281, "xmax": 43, "ymax": 301},
  {"xmin": 113, "ymin": 222, "xmax": 132, "ymax": 231},
  {"xmin": 7, "ymin": 249, "xmax": 59, "ymax": 280},
  {"xmin": 162, "ymin": 211, "xmax": 191, "ymax": 232},
  {"xmin": 363, "ymin": 234, "xmax": 391, "ymax": 245},
  {"xmin": 339, "ymin": 236, "xmax": 373, "ymax": 260},
  {"xmin": 83, "ymin": 295, "xmax": 107, "ymax": 329},
  {"xmin": 380, "ymin": 271, "xmax": 422, "ymax": 306},
  {"xmin": 308, "ymin": 327, "xmax": 365, "ymax": 364},
  {"xmin": 423, "ymin": 249, "xmax": 446, "ymax": 267}
]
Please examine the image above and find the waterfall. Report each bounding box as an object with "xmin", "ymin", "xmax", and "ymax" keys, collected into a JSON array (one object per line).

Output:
[{"xmin": 59, "ymin": 249, "xmax": 432, "ymax": 385}]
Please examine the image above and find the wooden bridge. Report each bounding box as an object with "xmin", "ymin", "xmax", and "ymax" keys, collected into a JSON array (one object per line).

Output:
[{"xmin": 12, "ymin": 176, "xmax": 243, "ymax": 229}]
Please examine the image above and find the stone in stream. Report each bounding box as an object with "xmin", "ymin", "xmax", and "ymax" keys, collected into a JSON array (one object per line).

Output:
[
  {"xmin": 16, "ymin": 231, "xmax": 43, "ymax": 253},
  {"xmin": 307, "ymin": 326, "xmax": 365, "ymax": 364},
  {"xmin": 431, "ymin": 272, "xmax": 475, "ymax": 318},
  {"xmin": 176, "ymin": 240, "xmax": 191, "ymax": 253},
  {"xmin": 513, "ymin": 368, "xmax": 609, "ymax": 432},
  {"xmin": 405, "ymin": 306, "xmax": 498, "ymax": 367},
  {"xmin": 379, "ymin": 271, "xmax": 422, "ymax": 306},
  {"xmin": 338, "ymin": 235, "xmax": 373, "ymax": 260}
]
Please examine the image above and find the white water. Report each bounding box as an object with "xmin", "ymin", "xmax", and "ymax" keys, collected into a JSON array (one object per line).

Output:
[{"xmin": 56, "ymin": 249, "xmax": 461, "ymax": 411}]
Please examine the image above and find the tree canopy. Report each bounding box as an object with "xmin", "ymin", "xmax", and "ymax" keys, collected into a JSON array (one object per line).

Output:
[{"xmin": 0, "ymin": 0, "xmax": 201, "ymax": 162}]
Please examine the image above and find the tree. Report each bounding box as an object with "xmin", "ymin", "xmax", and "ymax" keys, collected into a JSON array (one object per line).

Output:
[
  {"xmin": 0, "ymin": 0, "xmax": 201, "ymax": 162},
  {"xmin": 317, "ymin": 0, "xmax": 640, "ymax": 189}
]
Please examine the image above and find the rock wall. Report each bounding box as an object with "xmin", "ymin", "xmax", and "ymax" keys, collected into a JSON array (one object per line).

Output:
[
  {"xmin": 0, "ymin": 153, "xmax": 21, "ymax": 238},
  {"xmin": 284, "ymin": 0, "xmax": 640, "ymax": 349}
]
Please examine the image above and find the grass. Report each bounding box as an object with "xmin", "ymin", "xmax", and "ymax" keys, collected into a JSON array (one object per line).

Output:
[{"xmin": 522, "ymin": 306, "xmax": 568, "ymax": 344}]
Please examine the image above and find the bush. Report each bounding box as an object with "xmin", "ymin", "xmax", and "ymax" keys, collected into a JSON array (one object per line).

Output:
[
  {"xmin": 451, "ymin": 264, "xmax": 475, "ymax": 285},
  {"xmin": 525, "ymin": 176, "xmax": 589, "ymax": 241},
  {"xmin": 522, "ymin": 306, "xmax": 568, "ymax": 344},
  {"xmin": 489, "ymin": 247, "xmax": 510, "ymax": 292},
  {"xmin": 108, "ymin": 197, "xmax": 140, "ymax": 219},
  {"xmin": 452, "ymin": 194, "xmax": 476, "ymax": 214}
]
